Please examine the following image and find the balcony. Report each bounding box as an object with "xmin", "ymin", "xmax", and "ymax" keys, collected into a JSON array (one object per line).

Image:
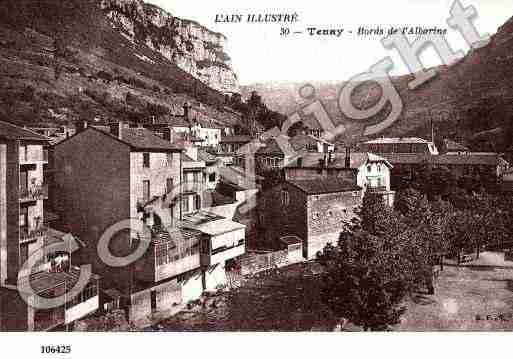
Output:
[
  {"xmin": 22, "ymin": 268, "xmax": 100, "ymax": 331},
  {"xmin": 20, "ymin": 225, "xmax": 48, "ymax": 244},
  {"xmin": 201, "ymin": 239, "xmax": 245, "ymax": 266},
  {"xmin": 19, "ymin": 184, "xmax": 48, "ymax": 202},
  {"xmin": 134, "ymin": 227, "xmax": 202, "ymax": 283}
]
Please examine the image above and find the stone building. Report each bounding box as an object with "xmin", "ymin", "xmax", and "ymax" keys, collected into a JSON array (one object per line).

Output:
[{"xmin": 258, "ymin": 150, "xmax": 362, "ymax": 259}]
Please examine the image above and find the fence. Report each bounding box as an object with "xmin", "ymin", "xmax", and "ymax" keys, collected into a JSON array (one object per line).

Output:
[{"xmin": 236, "ymin": 248, "xmax": 301, "ymax": 276}]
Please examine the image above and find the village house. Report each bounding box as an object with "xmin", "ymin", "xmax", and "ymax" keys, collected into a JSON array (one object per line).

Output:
[
  {"xmin": 254, "ymin": 135, "xmax": 300, "ymax": 176},
  {"xmin": 258, "ymin": 149, "xmax": 362, "ymax": 259},
  {"xmin": 289, "ymin": 133, "xmax": 335, "ymax": 154},
  {"xmin": 0, "ymin": 121, "xmax": 100, "ymax": 331},
  {"xmin": 51, "ymin": 122, "xmax": 246, "ymax": 324},
  {"xmin": 287, "ymin": 151, "xmax": 395, "ymax": 206},
  {"xmin": 217, "ymin": 135, "xmax": 253, "ymax": 167}
]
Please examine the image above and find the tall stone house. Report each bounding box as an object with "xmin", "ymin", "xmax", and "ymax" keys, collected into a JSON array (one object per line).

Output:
[
  {"xmin": 0, "ymin": 121, "xmax": 100, "ymax": 331},
  {"xmin": 257, "ymin": 150, "xmax": 363, "ymax": 259}
]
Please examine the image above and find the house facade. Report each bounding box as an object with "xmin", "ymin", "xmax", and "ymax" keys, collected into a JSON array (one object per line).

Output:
[
  {"xmin": 0, "ymin": 121, "xmax": 99, "ymax": 331},
  {"xmin": 258, "ymin": 167, "xmax": 362, "ymax": 259},
  {"xmin": 52, "ymin": 123, "xmax": 245, "ymax": 324}
]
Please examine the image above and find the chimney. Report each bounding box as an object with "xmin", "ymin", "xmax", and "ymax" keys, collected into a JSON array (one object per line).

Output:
[
  {"xmin": 110, "ymin": 121, "xmax": 123, "ymax": 139},
  {"xmin": 345, "ymin": 147, "xmax": 351, "ymax": 168}
]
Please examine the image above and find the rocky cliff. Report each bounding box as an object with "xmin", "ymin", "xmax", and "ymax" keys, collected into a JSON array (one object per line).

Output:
[{"xmin": 100, "ymin": 0, "xmax": 238, "ymax": 94}]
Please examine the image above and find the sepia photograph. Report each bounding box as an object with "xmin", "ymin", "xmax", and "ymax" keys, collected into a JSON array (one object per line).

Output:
[{"xmin": 1, "ymin": 0, "xmax": 513, "ymax": 357}]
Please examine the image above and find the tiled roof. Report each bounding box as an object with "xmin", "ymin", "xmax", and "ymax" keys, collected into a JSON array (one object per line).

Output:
[
  {"xmin": 287, "ymin": 152, "xmax": 392, "ymax": 169},
  {"xmin": 381, "ymin": 153, "xmax": 504, "ymax": 166},
  {"xmin": 219, "ymin": 135, "xmax": 253, "ymax": 144},
  {"xmin": 0, "ymin": 121, "xmax": 50, "ymax": 142},
  {"xmin": 364, "ymin": 137, "xmax": 432, "ymax": 144},
  {"xmin": 116, "ymin": 128, "xmax": 183, "ymax": 152},
  {"xmin": 432, "ymin": 154, "xmax": 503, "ymax": 166},
  {"xmin": 287, "ymin": 178, "xmax": 360, "ymax": 195}
]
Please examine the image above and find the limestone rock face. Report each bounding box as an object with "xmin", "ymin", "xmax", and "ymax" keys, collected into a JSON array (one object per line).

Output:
[{"xmin": 100, "ymin": 0, "xmax": 238, "ymax": 93}]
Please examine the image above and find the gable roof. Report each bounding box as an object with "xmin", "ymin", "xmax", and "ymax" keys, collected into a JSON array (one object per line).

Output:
[
  {"xmin": 54, "ymin": 126, "xmax": 183, "ymax": 152},
  {"xmin": 286, "ymin": 152, "xmax": 392, "ymax": 169},
  {"xmin": 287, "ymin": 178, "xmax": 361, "ymax": 195},
  {"xmin": 0, "ymin": 121, "xmax": 51, "ymax": 142}
]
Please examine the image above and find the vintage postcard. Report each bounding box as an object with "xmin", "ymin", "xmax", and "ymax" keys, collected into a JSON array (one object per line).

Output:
[{"xmin": 0, "ymin": 0, "xmax": 513, "ymax": 357}]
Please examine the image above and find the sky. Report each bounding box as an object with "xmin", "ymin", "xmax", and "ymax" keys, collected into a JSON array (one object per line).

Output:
[{"xmin": 147, "ymin": 0, "xmax": 512, "ymax": 85}]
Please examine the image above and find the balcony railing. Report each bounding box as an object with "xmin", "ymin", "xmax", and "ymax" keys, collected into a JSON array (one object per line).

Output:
[
  {"xmin": 201, "ymin": 240, "xmax": 245, "ymax": 266},
  {"xmin": 20, "ymin": 226, "xmax": 48, "ymax": 243}
]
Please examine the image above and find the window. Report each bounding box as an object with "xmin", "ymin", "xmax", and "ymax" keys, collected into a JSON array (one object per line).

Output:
[
  {"xmin": 377, "ymin": 164, "xmax": 382, "ymax": 172},
  {"xmin": 166, "ymin": 178, "xmax": 174, "ymax": 194},
  {"xmin": 281, "ymin": 190, "xmax": 290, "ymax": 206},
  {"xmin": 194, "ymin": 194, "xmax": 201, "ymax": 211},
  {"xmin": 143, "ymin": 153, "xmax": 150, "ymax": 168},
  {"xmin": 182, "ymin": 196, "xmax": 190, "ymax": 213},
  {"xmin": 19, "ymin": 207, "xmax": 28, "ymax": 228},
  {"xmin": 367, "ymin": 164, "xmax": 372, "ymax": 172},
  {"xmin": 142, "ymin": 180, "xmax": 150, "ymax": 202},
  {"xmin": 166, "ymin": 153, "xmax": 173, "ymax": 167},
  {"xmin": 209, "ymin": 173, "xmax": 216, "ymax": 182},
  {"xmin": 352, "ymin": 191, "xmax": 359, "ymax": 197}
]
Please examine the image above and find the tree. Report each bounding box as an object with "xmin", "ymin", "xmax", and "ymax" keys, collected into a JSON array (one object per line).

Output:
[{"xmin": 318, "ymin": 230, "xmax": 413, "ymax": 331}]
